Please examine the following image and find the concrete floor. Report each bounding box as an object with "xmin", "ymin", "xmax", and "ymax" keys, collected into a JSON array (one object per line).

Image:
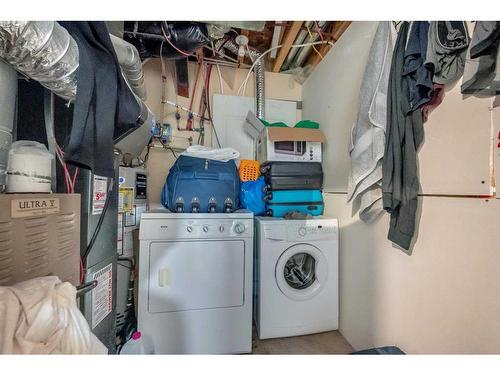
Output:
[{"xmin": 252, "ymin": 329, "xmax": 353, "ymax": 354}]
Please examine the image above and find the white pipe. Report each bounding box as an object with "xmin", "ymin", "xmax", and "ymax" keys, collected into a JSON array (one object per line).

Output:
[{"xmin": 0, "ymin": 60, "xmax": 17, "ymax": 187}]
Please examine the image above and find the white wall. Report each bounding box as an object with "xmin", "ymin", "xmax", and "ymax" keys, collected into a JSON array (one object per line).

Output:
[
  {"xmin": 325, "ymin": 193, "xmax": 500, "ymax": 354},
  {"xmin": 303, "ymin": 21, "xmax": 500, "ymax": 353}
]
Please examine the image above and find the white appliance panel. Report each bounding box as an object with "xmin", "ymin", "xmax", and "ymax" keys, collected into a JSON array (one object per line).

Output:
[{"xmin": 148, "ymin": 240, "xmax": 245, "ymax": 313}]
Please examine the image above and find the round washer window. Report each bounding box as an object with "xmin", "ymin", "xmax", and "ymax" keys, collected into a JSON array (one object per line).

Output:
[{"xmin": 283, "ymin": 252, "xmax": 316, "ymax": 290}]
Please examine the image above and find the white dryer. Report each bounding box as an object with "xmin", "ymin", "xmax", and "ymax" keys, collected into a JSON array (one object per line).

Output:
[
  {"xmin": 138, "ymin": 210, "xmax": 254, "ymax": 354},
  {"xmin": 254, "ymin": 216, "xmax": 339, "ymax": 339}
]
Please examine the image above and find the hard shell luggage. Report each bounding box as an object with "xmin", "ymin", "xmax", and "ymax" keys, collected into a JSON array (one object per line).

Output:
[
  {"xmin": 260, "ymin": 161, "xmax": 323, "ymax": 191},
  {"xmin": 264, "ymin": 189, "xmax": 324, "ymax": 217},
  {"xmin": 161, "ymin": 155, "xmax": 240, "ymax": 213}
]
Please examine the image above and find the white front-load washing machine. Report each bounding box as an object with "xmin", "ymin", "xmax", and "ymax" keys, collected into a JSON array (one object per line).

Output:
[
  {"xmin": 138, "ymin": 210, "xmax": 254, "ymax": 354},
  {"xmin": 254, "ymin": 216, "xmax": 339, "ymax": 339}
]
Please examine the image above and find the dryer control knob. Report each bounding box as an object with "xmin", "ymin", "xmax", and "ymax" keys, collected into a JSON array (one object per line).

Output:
[
  {"xmin": 186, "ymin": 226, "xmax": 193, "ymax": 233},
  {"xmin": 298, "ymin": 227, "xmax": 307, "ymax": 236},
  {"xmin": 202, "ymin": 225, "xmax": 209, "ymax": 232},
  {"xmin": 234, "ymin": 223, "xmax": 246, "ymax": 234}
]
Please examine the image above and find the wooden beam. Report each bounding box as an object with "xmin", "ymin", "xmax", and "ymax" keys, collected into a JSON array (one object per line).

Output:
[
  {"xmin": 272, "ymin": 21, "xmax": 303, "ymax": 73},
  {"xmin": 332, "ymin": 21, "xmax": 352, "ymax": 40},
  {"xmin": 306, "ymin": 21, "xmax": 352, "ymax": 69}
]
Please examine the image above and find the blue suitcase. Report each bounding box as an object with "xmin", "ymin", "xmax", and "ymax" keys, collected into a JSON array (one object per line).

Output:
[
  {"xmin": 161, "ymin": 155, "xmax": 240, "ymax": 213},
  {"xmin": 264, "ymin": 190, "xmax": 324, "ymax": 217}
]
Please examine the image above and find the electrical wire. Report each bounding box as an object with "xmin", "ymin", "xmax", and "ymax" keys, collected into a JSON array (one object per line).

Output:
[
  {"xmin": 245, "ymin": 44, "xmax": 255, "ymax": 63},
  {"xmin": 82, "ymin": 178, "xmax": 114, "ymax": 263},
  {"xmin": 161, "ymin": 141, "xmax": 178, "ymax": 159},
  {"xmin": 237, "ymin": 40, "xmax": 335, "ymax": 97},
  {"xmin": 160, "ymin": 22, "xmax": 192, "ymax": 57},
  {"xmin": 79, "ymin": 257, "xmax": 84, "ymax": 284},
  {"xmin": 306, "ymin": 24, "xmax": 324, "ymax": 60},
  {"xmin": 55, "ymin": 143, "xmax": 78, "ymax": 194},
  {"xmin": 215, "ymin": 63, "xmax": 224, "ymax": 95},
  {"xmin": 203, "ymin": 44, "xmax": 240, "ymax": 63},
  {"xmin": 315, "ymin": 22, "xmax": 326, "ymax": 43}
]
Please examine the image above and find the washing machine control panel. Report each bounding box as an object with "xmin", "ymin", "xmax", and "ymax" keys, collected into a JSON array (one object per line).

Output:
[{"xmin": 287, "ymin": 223, "xmax": 338, "ymax": 240}]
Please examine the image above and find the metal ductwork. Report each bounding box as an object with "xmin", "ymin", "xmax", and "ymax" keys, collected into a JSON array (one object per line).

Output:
[
  {"xmin": 110, "ymin": 34, "xmax": 147, "ymax": 101},
  {"xmin": 0, "ymin": 61, "xmax": 17, "ymax": 187},
  {"xmin": 221, "ymin": 39, "xmax": 265, "ymax": 119},
  {"xmin": 0, "ymin": 21, "xmax": 156, "ymax": 158},
  {"xmin": 0, "ymin": 21, "xmax": 78, "ymax": 100}
]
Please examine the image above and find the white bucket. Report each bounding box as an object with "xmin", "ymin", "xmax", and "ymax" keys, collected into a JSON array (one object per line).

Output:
[{"xmin": 6, "ymin": 141, "xmax": 53, "ymax": 193}]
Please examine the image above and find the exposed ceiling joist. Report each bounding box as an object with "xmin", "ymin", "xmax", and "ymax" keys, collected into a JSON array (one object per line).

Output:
[
  {"xmin": 307, "ymin": 21, "xmax": 351, "ymax": 68},
  {"xmin": 269, "ymin": 22, "xmax": 283, "ymax": 59},
  {"xmin": 272, "ymin": 21, "xmax": 303, "ymax": 73}
]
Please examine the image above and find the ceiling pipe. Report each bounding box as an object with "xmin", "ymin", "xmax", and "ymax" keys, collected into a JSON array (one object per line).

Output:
[
  {"xmin": 110, "ymin": 34, "xmax": 147, "ymax": 101},
  {"xmin": 0, "ymin": 60, "xmax": 17, "ymax": 187}
]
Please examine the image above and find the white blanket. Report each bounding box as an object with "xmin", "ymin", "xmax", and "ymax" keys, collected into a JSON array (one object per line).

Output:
[
  {"xmin": 181, "ymin": 145, "xmax": 240, "ymax": 162},
  {"xmin": 347, "ymin": 22, "xmax": 396, "ymax": 222},
  {"xmin": 0, "ymin": 276, "xmax": 107, "ymax": 354}
]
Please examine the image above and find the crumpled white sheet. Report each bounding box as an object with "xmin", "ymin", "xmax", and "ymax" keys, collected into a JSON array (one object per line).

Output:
[
  {"xmin": 181, "ymin": 145, "xmax": 240, "ymax": 162},
  {"xmin": 0, "ymin": 276, "xmax": 107, "ymax": 354}
]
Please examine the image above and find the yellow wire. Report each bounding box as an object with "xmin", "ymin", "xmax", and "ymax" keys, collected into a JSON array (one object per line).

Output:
[{"xmin": 306, "ymin": 24, "xmax": 324, "ymax": 60}]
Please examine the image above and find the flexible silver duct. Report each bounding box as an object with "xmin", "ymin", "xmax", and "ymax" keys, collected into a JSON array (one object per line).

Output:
[
  {"xmin": 0, "ymin": 21, "xmax": 78, "ymax": 100},
  {"xmin": 110, "ymin": 34, "xmax": 147, "ymax": 101},
  {"xmin": 220, "ymin": 39, "xmax": 265, "ymax": 119},
  {"xmin": 0, "ymin": 60, "xmax": 17, "ymax": 187},
  {"xmin": 0, "ymin": 21, "xmax": 156, "ymax": 158}
]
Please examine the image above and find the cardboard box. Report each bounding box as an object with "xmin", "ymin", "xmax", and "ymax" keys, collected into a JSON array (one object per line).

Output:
[
  {"xmin": 244, "ymin": 110, "xmax": 327, "ymax": 163},
  {"xmin": 257, "ymin": 126, "xmax": 326, "ymax": 163}
]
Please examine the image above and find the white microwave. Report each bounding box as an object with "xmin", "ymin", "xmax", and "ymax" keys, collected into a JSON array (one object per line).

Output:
[{"xmin": 274, "ymin": 141, "xmax": 307, "ymax": 156}]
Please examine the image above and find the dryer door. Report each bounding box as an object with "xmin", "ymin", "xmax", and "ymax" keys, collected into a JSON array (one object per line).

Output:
[
  {"xmin": 148, "ymin": 240, "xmax": 245, "ymax": 313},
  {"xmin": 275, "ymin": 243, "xmax": 328, "ymax": 301}
]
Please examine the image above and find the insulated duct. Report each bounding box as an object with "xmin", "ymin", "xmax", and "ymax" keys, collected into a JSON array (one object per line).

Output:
[
  {"xmin": 0, "ymin": 21, "xmax": 78, "ymax": 100},
  {"xmin": 221, "ymin": 39, "xmax": 265, "ymax": 119},
  {"xmin": 110, "ymin": 34, "xmax": 147, "ymax": 101},
  {"xmin": 0, "ymin": 61, "xmax": 17, "ymax": 187},
  {"xmin": 0, "ymin": 21, "xmax": 156, "ymax": 158}
]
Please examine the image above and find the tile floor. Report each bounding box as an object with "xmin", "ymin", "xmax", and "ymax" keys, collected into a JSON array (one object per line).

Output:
[{"xmin": 251, "ymin": 329, "xmax": 353, "ymax": 354}]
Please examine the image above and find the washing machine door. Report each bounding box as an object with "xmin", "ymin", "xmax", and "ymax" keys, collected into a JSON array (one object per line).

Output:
[{"xmin": 275, "ymin": 243, "xmax": 327, "ymax": 301}]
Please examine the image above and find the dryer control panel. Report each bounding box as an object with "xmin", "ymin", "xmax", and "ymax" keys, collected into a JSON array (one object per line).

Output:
[{"xmin": 140, "ymin": 218, "xmax": 254, "ymax": 240}]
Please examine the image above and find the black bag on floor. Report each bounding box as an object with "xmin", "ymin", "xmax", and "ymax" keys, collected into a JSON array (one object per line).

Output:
[
  {"xmin": 352, "ymin": 346, "xmax": 405, "ymax": 355},
  {"xmin": 260, "ymin": 161, "xmax": 323, "ymax": 192}
]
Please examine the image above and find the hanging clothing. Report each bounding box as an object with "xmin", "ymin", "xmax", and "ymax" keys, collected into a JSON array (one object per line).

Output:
[
  {"xmin": 59, "ymin": 22, "xmax": 141, "ymax": 178},
  {"xmin": 0, "ymin": 276, "xmax": 107, "ymax": 354},
  {"xmin": 402, "ymin": 21, "xmax": 433, "ymax": 113},
  {"xmin": 421, "ymin": 83, "xmax": 446, "ymax": 123},
  {"xmin": 382, "ymin": 21, "xmax": 425, "ymax": 251},
  {"xmin": 461, "ymin": 22, "xmax": 500, "ymax": 96},
  {"xmin": 469, "ymin": 21, "xmax": 500, "ymax": 59},
  {"xmin": 347, "ymin": 22, "xmax": 396, "ymax": 222},
  {"xmin": 424, "ymin": 21, "xmax": 469, "ymax": 85}
]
